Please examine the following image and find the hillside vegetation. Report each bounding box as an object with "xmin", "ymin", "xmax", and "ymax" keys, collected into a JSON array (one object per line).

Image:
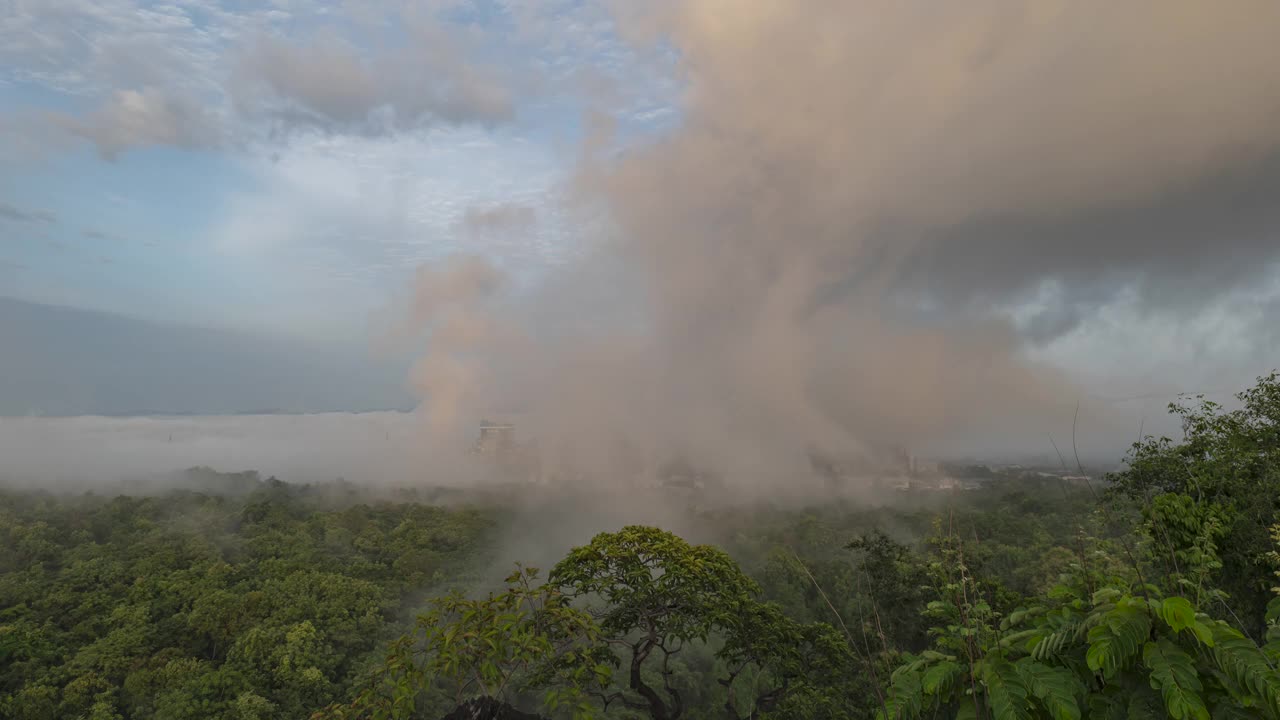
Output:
[{"xmin": 3, "ymin": 373, "xmax": 1278, "ymax": 719}]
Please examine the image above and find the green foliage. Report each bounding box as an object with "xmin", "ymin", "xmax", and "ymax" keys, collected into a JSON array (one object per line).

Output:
[
  {"xmin": 550, "ymin": 526, "xmax": 852, "ymax": 720},
  {"xmin": 0, "ymin": 475, "xmax": 495, "ymax": 719},
  {"xmin": 550, "ymin": 526, "xmax": 760, "ymax": 644},
  {"xmin": 845, "ymin": 531, "xmax": 934, "ymax": 652},
  {"xmin": 881, "ymin": 575, "xmax": 1280, "ymax": 719},
  {"xmin": 980, "ymin": 658, "xmax": 1032, "ymax": 720},
  {"xmin": 1085, "ymin": 597, "xmax": 1150, "ymax": 679},
  {"xmin": 1013, "ymin": 658, "xmax": 1080, "ymax": 720},
  {"xmin": 887, "ymin": 373, "xmax": 1280, "ymax": 720},
  {"xmin": 1109, "ymin": 371, "xmax": 1280, "ymax": 632},
  {"xmin": 1207, "ymin": 623, "xmax": 1280, "ymax": 718},
  {"xmin": 0, "ymin": 474, "xmax": 1090, "ymax": 720},
  {"xmin": 1142, "ymin": 639, "xmax": 1207, "ymax": 720},
  {"xmin": 716, "ymin": 599, "xmax": 858, "ymax": 719},
  {"xmin": 6, "ymin": 372, "xmax": 1279, "ymax": 720},
  {"xmin": 317, "ymin": 566, "xmax": 609, "ymax": 720}
]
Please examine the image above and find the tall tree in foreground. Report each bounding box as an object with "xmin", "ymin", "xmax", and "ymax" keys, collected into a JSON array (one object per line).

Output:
[{"xmin": 550, "ymin": 526, "xmax": 856, "ymax": 720}]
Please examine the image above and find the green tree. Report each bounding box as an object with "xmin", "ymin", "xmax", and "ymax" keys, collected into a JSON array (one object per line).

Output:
[
  {"xmin": 0, "ymin": 472, "xmax": 498, "ymax": 719},
  {"xmin": 316, "ymin": 566, "xmax": 608, "ymax": 720},
  {"xmin": 550, "ymin": 527, "xmax": 760, "ymax": 720},
  {"xmin": 1108, "ymin": 370, "xmax": 1280, "ymax": 633},
  {"xmin": 550, "ymin": 526, "xmax": 850, "ymax": 720},
  {"xmin": 879, "ymin": 526, "xmax": 1280, "ymax": 719},
  {"xmin": 715, "ymin": 600, "xmax": 858, "ymax": 719}
]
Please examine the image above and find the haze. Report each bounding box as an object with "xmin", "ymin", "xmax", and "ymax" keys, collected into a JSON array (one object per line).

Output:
[{"xmin": 3, "ymin": 1, "xmax": 1279, "ymax": 485}]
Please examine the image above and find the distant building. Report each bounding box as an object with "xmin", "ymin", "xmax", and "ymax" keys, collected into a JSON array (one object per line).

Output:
[
  {"xmin": 471, "ymin": 420, "xmax": 542, "ymax": 483},
  {"xmin": 473, "ymin": 420, "xmax": 516, "ymax": 455},
  {"xmin": 909, "ymin": 456, "xmax": 940, "ymax": 475}
]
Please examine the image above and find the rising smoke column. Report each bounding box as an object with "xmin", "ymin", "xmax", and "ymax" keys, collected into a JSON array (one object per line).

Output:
[
  {"xmin": 390, "ymin": 256, "xmax": 515, "ymax": 444},
  {"xmin": 404, "ymin": 0, "xmax": 1280, "ymax": 481}
]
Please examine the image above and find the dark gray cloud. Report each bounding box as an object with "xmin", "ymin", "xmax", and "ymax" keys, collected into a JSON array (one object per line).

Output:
[
  {"xmin": 0, "ymin": 201, "xmax": 56, "ymax": 224},
  {"xmin": 890, "ymin": 152, "xmax": 1280, "ymax": 336},
  {"xmin": 391, "ymin": 0, "xmax": 1280, "ymax": 481}
]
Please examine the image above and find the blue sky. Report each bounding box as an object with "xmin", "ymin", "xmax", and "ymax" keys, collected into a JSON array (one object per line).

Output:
[
  {"xmin": 2, "ymin": 0, "xmax": 1279, "ymax": 448},
  {"xmin": 0, "ymin": 0, "xmax": 673, "ymax": 339}
]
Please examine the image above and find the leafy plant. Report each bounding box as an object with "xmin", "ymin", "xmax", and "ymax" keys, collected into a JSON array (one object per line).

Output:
[
  {"xmin": 315, "ymin": 566, "xmax": 609, "ymax": 720},
  {"xmin": 1108, "ymin": 371, "xmax": 1280, "ymax": 634},
  {"xmin": 879, "ymin": 539, "xmax": 1280, "ymax": 720}
]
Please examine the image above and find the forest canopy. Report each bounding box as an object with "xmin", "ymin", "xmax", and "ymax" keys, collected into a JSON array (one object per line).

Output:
[{"xmin": 2, "ymin": 373, "xmax": 1279, "ymax": 719}]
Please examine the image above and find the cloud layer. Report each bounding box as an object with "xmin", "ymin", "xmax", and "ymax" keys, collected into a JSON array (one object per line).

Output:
[
  {"xmin": 393, "ymin": 0, "xmax": 1280, "ymax": 481},
  {"xmin": 4, "ymin": 0, "xmax": 1279, "ymax": 486},
  {"xmin": 231, "ymin": 25, "xmax": 514, "ymax": 137},
  {"xmin": 1, "ymin": 1, "xmax": 527, "ymax": 158}
]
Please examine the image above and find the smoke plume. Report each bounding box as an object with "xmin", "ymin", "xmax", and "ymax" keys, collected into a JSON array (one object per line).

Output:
[{"xmin": 398, "ymin": 0, "xmax": 1280, "ymax": 483}]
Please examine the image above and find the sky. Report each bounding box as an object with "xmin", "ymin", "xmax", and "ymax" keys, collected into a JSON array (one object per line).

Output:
[
  {"xmin": 2, "ymin": 1, "xmax": 1280, "ymax": 472},
  {"xmin": 0, "ymin": 0, "xmax": 678, "ymax": 340}
]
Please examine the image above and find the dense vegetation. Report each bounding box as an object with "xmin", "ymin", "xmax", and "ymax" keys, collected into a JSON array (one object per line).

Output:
[
  {"xmin": 2, "ymin": 373, "xmax": 1278, "ymax": 719},
  {"xmin": 0, "ymin": 476, "xmax": 497, "ymax": 719}
]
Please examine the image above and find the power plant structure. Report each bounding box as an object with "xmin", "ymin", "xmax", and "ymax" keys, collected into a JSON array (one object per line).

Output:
[
  {"xmin": 472, "ymin": 420, "xmax": 516, "ymax": 455},
  {"xmin": 470, "ymin": 420, "xmax": 542, "ymax": 483}
]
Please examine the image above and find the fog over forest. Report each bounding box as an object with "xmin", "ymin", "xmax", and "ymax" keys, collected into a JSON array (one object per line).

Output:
[{"xmin": 3, "ymin": 2, "xmax": 1280, "ymax": 719}]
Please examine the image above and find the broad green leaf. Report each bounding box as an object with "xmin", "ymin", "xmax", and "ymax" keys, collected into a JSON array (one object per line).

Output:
[
  {"xmin": 923, "ymin": 661, "xmax": 962, "ymax": 696},
  {"xmin": 1015, "ymin": 658, "xmax": 1082, "ymax": 720},
  {"xmin": 981, "ymin": 659, "xmax": 1032, "ymax": 720},
  {"xmin": 1142, "ymin": 640, "xmax": 1208, "ymax": 720},
  {"xmin": 1158, "ymin": 598, "xmax": 1196, "ymax": 633},
  {"xmin": 1210, "ymin": 624, "xmax": 1280, "ymax": 719},
  {"xmin": 1186, "ymin": 620, "xmax": 1215, "ymax": 648},
  {"xmin": 1087, "ymin": 605, "xmax": 1150, "ymax": 678},
  {"xmin": 879, "ymin": 667, "xmax": 924, "ymax": 720}
]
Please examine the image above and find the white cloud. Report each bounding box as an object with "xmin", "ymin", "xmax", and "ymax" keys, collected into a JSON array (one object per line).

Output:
[
  {"xmin": 231, "ymin": 26, "xmax": 514, "ymax": 135},
  {"xmin": 0, "ymin": 0, "xmax": 554, "ymax": 156},
  {"xmin": 60, "ymin": 86, "xmax": 222, "ymax": 158},
  {"xmin": 201, "ymin": 127, "xmax": 574, "ymax": 338},
  {"xmin": 0, "ymin": 0, "xmax": 233, "ymax": 96}
]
